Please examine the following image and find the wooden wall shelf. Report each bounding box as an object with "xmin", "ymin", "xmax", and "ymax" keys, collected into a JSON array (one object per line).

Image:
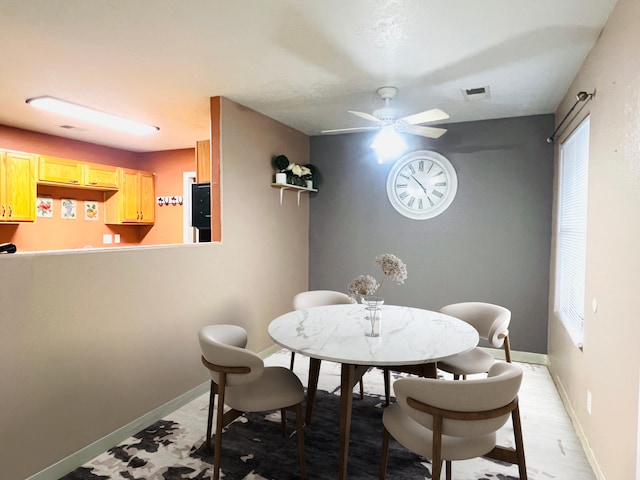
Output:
[{"xmin": 270, "ymin": 183, "xmax": 317, "ymax": 206}]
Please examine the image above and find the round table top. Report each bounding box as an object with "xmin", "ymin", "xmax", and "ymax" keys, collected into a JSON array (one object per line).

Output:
[{"xmin": 268, "ymin": 304, "xmax": 479, "ymax": 366}]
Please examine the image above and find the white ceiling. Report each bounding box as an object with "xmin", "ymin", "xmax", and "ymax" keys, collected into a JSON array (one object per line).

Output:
[{"xmin": 0, "ymin": 0, "xmax": 617, "ymax": 152}]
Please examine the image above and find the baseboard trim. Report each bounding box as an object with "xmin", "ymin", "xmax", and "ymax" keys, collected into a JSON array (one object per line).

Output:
[
  {"xmin": 547, "ymin": 367, "xmax": 606, "ymax": 480},
  {"xmin": 26, "ymin": 382, "xmax": 210, "ymax": 480},
  {"xmin": 482, "ymin": 346, "xmax": 549, "ymax": 366}
]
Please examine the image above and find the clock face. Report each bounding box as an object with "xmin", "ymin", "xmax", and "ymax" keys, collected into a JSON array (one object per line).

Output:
[{"xmin": 386, "ymin": 150, "xmax": 458, "ymax": 220}]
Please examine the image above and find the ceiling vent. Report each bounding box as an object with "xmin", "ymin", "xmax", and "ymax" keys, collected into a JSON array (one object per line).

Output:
[{"xmin": 461, "ymin": 86, "xmax": 491, "ymax": 101}]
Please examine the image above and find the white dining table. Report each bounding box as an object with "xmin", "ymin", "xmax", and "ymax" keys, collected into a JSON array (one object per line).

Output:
[{"xmin": 268, "ymin": 303, "xmax": 479, "ymax": 480}]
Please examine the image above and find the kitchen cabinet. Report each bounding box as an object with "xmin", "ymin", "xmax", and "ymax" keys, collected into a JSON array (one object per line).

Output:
[
  {"xmin": 84, "ymin": 163, "xmax": 119, "ymax": 190},
  {"xmin": 104, "ymin": 168, "xmax": 155, "ymax": 224},
  {"xmin": 0, "ymin": 151, "xmax": 36, "ymax": 222},
  {"xmin": 38, "ymin": 155, "xmax": 84, "ymax": 186},
  {"xmin": 38, "ymin": 155, "xmax": 119, "ymax": 190},
  {"xmin": 196, "ymin": 139, "xmax": 211, "ymax": 182}
]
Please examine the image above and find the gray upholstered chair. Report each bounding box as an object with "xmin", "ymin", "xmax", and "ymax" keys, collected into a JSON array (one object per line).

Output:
[
  {"xmin": 380, "ymin": 362, "xmax": 527, "ymax": 480},
  {"xmin": 199, "ymin": 324, "xmax": 306, "ymax": 480},
  {"xmin": 291, "ymin": 290, "xmax": 366, "ymax": 400},
  {"xmin": 437, "ymin": 302, "xmax": 512, "ymax": 379}
]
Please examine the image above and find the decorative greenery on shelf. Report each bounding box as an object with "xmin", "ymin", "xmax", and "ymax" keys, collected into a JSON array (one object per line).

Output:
[{"xmin": 272, "ymin": 154, "xmax": 317, "ymax": 187}]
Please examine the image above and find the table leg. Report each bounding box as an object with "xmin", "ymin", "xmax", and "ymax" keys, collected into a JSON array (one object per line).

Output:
[
  {"xmin": 305, "ymin": 357, "xmax": 322, "ymax": 425},
  {"xmin": 338, "ymin": 363, "xmax": 355, "ymax": 480}
]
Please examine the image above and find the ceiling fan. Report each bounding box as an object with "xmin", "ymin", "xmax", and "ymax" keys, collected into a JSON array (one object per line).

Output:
[{"xmin": 322, "ymin": 86, "xmax": 449, "ymax": 139}]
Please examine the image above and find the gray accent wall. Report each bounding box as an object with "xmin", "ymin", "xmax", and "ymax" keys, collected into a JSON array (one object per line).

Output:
[{"xmin": 308, "ymin": 114, "xmax": 554, "ymax": 354}]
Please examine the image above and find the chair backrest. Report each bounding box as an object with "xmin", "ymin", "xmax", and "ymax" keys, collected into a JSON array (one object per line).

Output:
[
  {"xmin": 439, "ymin": 302, "xmax": 510, "ymax": 348},
  {"xmin": 393, "ymin": 362, "xmax": 523, "ymax": 438},
  {"xmin": 198, "ymin": 324, "xmax": 264, "ymax": 386},
  {"xmin": 292, "ymin": 290, "xmax": 354, "ymax": 310}
]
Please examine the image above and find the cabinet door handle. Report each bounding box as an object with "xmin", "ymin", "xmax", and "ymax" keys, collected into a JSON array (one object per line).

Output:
[
  {"xmin": 1, "ymin": 205, "xmax": 5, "ymax": 217},
  {"xmin": 8, "ymin": 206, "xmax": 12, "ymax": 217}
]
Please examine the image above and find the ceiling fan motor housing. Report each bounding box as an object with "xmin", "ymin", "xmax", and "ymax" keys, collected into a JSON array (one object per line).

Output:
[
  {"xmin": 373, "ymin": 107, "xmax": 400, "ymax": 123},
  {"xmin": 377, "ymin": 86, "xmax": 398, "ymax": 100}
]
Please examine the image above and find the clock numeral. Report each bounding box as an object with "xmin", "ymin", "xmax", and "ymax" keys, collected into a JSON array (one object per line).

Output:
[
  {"xmin": 418, "ymin": 160, "xmax": 424, "ymax": 172},
  {"xmin": 434, "ymin": 182, "xmax": 447, "ymax": 187},
  {"xmin": 432, "ymin": 190, "xmax": 444, "ymax": 198},
  {"xmin": 427, "ymin": 162, "xmax": 434, "ymax": 174},
  {"xmin": 418, "ymin": 198, "xmax": 424, "ymax": 209},
  {"xmin": 399, "ymin": 191, "xmax": 409, "ymax": 200},
  {"xmin": 428, "ymin": 197, "xmax": 435, "ymax": 207},
  {"xmin": 396, "ymin": 183, "xmax": 408, "ymax": 189},
  {"xmin": 408, "ymin": 164, "xmax": 416, "ymax": 174},
  {"xmin": 407, "ymin": 197, "xmax": 416, "ymax": 208},
  {"xmin": 400, "ymin": 173, "xmax": 410, "ymax": 180},
  {"xmin": 434, "ymin": 170, "xmax": 445, "ymax": 177}
]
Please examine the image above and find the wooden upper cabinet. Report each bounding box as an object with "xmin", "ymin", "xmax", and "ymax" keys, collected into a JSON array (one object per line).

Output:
[
  {"xmin": 0, "ymin": 151, "xmax": 36, "ymax": 222},
  {"xmin": 138, "ymin": 171, "xmax": 155, "ymax": 223},
  {"xmin": 104, "ymin": 168, "xmax": 155, "ymax": 225},
  {"xmin": 38, "ymin": 155, "xmax": 84, "ymax": 186},
  {"xmin": 84, "ymin": 163, "xmax": 119, "ymax": 190},
  {"xmin": 196, "ymin": 139, "xmax": 211, "ymax": 183},
  {"xmin": 38, "ymin": 155, "xmax": 119, "ymax": 190}
]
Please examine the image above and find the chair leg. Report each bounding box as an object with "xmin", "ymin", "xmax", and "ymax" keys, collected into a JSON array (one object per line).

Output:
[
  {"xmin": 212, "ymin": 375, "xmax": 227, "ymax": 480},
  {"xmin": 290, "ymin": 351, "xmax": 296, "ymax": 370},
  {"xmin": 359, "ymin": 378, "xmax": 364, "ymax": 399},
  {"xmin": 379, "ymin": 426, "xmax": 390, "ymax": 480},
  {"xmin": 206, "ymin": 380, "xmax": 216, "ymax": 450},
  {"xmin": 504, "ymin": 335, "xmax": 512, "ymax": 363},
  {"xmin": 383, "ymin": 368, "xmax": 391, "ymax": 406},
  {"xmin": 446, "ymin": 460, "xmax": 452, "ymax": 480},
  {"xmin": 431, "ymin": 415, "xmax": 443, "ymax": 480},
  {"xmin": 432, "ymin": 459, "xmax": 443, "ymax": 480},
  {"xmin": 512, "ymin": 403, "xmax": 527, "ymax": 479},
  {"xmin": 295, "ymin": 403, "xmax": 307, "ymax": 480}
]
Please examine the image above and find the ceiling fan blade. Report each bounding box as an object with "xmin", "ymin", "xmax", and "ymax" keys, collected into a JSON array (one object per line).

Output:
[
  {"xmin": 348, "ymin": 110, "xmax": 383, "ymax": 124},
  {"xmin": 402, "ymin": 124, "xmax": 448, "ymax": 139},
  {"xmin": 321, "ymin": 126, "xmax": 379, "ymax": 134},
  {"xmin": 400, "ymin": 108, "xmax": 449, "ymax": 125}
]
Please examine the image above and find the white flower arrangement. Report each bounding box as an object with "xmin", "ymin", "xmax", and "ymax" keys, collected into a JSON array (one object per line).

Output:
[
  {"xmin": 347, "ymin": 253, "xmax": 407, "ymax": 300},
  {"xmin": 287, "ymin": 163, "xmax": 312, "ymax": 178}
]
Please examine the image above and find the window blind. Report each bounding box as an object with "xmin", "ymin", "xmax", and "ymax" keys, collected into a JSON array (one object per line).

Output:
[{"xmin": 555, "ymin": 116, "xmax": 590, "ymax": 346}]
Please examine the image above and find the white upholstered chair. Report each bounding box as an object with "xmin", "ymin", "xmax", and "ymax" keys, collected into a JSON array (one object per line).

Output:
[
  {"xmin": 437, "ymin": 302, "xmax": 512, "ymax": 379},
  {"xmin": 199, "ymin": 324, "xmax": 306, "ymax": 480},
  {"xmin": 380, "ymin": 362, "xmax": 527, "ymax": 480},
  {"xmin": 291, "ymin": 290, "xmax": 366, "ymax": 401}
]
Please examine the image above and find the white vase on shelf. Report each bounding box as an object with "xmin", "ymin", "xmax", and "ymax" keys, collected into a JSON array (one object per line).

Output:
[
  {"xmin": 275, "ymin": 172, "xmax": 287, "ymax": 184},
  {"xmin": 306, "ymin": 180, "xmax": 313, "ymax": 189}
]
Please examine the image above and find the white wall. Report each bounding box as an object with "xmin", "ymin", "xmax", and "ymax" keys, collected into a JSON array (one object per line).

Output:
[
  {"xmin": 0, "ymin": 97, "xmax": 310, "ymax": 479},
  {"xmin": 548, "ymin": 0, "xmax": 640, "ymax": 477}
]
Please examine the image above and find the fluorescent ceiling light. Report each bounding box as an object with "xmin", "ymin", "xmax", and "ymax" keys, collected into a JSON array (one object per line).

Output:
[
  {"xmin": 26, "ymin": 96, "xmax": 159, "ymax": 135},
  {"xmin": 370, "ymin": 125, "xmax": 407, "ymax": 163}
]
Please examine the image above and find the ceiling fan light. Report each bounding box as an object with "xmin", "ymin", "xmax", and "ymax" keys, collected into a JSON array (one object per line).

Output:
[
  {"xmin": 26, "ymin": 96, "xmax": 159, "ymax": 135},
  {"xmin": 370, "ymin": 126, "xmax": 407, "ymax": 162}
]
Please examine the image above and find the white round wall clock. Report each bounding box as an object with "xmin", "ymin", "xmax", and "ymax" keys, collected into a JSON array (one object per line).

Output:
[{"xmin": 386, "ymin": 150, "xmax": 458, "ymax": 220}]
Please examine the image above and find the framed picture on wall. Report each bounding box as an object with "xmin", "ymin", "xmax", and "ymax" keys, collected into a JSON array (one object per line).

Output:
[
  {"xmin": 61, "ymin": 199, "xmax": 77, "ymax": 219},
  {"xmin": 84, "ymin": 201, "xmax": 98, "ymax": 221},
  {"xmin": 36, "ymin": 196, "xmax": 53, "ymax": 218}
]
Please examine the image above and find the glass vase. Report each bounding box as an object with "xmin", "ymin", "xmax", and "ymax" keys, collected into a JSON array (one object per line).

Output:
[{"xmin": 361, "ymin": 295, "xmax": 383, "ymax": 337}]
